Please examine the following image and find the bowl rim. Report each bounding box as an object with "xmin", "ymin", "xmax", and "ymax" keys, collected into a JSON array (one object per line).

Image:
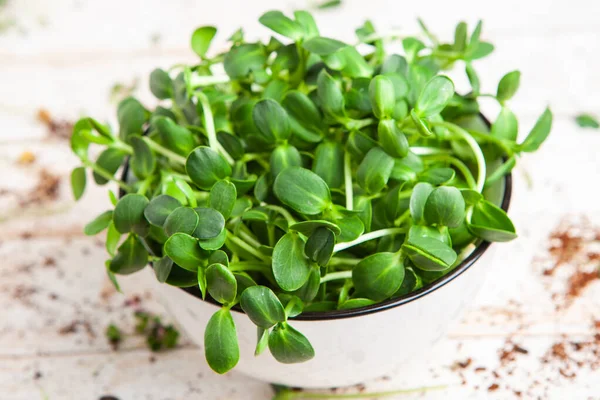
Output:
[{"xmin": 122, "ymin": 126, "xmax": 512, "ymax": 321}]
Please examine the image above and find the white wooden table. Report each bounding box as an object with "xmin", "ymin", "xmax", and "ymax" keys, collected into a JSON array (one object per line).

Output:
[{"xmin": 1, "ymin": 1, "xmax": 599, "ymax": 399}]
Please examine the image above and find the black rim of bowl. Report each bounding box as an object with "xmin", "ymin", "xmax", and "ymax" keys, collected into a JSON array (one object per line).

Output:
[{"xmin": 121, "ymin": 121, "xmax": 512, "ymax": 321}]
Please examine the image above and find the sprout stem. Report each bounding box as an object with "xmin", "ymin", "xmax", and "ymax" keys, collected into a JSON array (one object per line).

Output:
[
  {"xmin": 410, "ymin": 146, "xmax": 452, "ymax": 156},
  {"xmin": 329, "ymin": 257, "xmax": 362, "ymax": 267},
  {"xmin": 344, "ymin": 152, "xmax": 353, "ymax": 210},
  {"xmin": 320, "ymin": 270, "xmax": 352, "ymax": 284},
  {"xmin": 142, "ymin": 137, "xmax": 187, "ymax": 165},
  {"xmin": 431, "ymin": 122, "xmax": 486, "ymax": 193},
  {"xmin": 423, "ymin": 154, "xmax": 477, "ymax": 190},
  {"xmin": 195, "ymin": 91, "xmax": 235, "ymax": 165},
  {"xmin": 229, "ymin": 261, "xmax": 270, "ymax": 273},
  {"xmin": 226, "ymin": 233, "xmax": 271, "ymax": 263},
  {"xmin": 333, "ymin": 227, "xmax": 407, "ymax": 253},
  {"xmin": 83, "ymin": 160, "xmax": 133, "ymax": 192},
  {"xmin": 189, "ymin": 74, "xmax": 231, "ymax": 87},
  {"xmin": 263, "ymin": 205, "xmax": 297, "ymax": 225}
]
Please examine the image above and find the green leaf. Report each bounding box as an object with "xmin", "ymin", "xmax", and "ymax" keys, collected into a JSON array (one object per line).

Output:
[
  {"xmin": 93, "ymin": 148, "xmax": 126, "ymax": 185},
  {"xmin": 460, "ymin": 188, "xmax": 483, "ymax": 206},
  {"xmin": 217, "ymin": 131, "xmax": 245, "ymax": 160},
  {"xmin": 70, "ymin": 167, "xmax": 86, "ymax": 200},
  {"xmin": 252, "ymin": 99, "xmax": 291, "ymax": 143},
  {"xmin": 240, "ymin": 286, "xmax": 286, "ymax": 329},
  {"xmin": 144, "ymin": 195, "xmax": 181, "ymax": 226},
  {"xmin": 204, "ymin": 308, "xmax": 239, "ymax": 374},
  {"xmin": 410, "ymin": 109, "xmax": 434, "ymax": 137},
  {"xmin": 259, "ymin": 11, "xmax": 304, "ymax": 41},
  {"xmin": 268, "ymin": 322, "xmax": 314, "ymax": 364},
  {"xmin": 117, "ymin": 97, "xmax": 146, "ymax": 140},
  {"xmin": 335, "ymin": 213, "xmax": 364, "ymax": 242},
  {"xmin": 109, "ymin": 234, "xmax": 148, "ymax": 275},
  {"xmin": 270, "ymin": 144, "xmax": 302, "ymax": 178},
  {"xmin": 339, "ymin": 298, "xmax": 376, "ymax": 310},
  {"xmin": 163, "ymin": 206, "xmax": 199, "ymax": 236},
  {"xmin": 206, "ymin": 263, "xmax": 237, "ymax": 305},
  {"xmin": 467, "ymin": 42, "xmax": 494, "ymax": 60},
  {"xmin": 312, "ymin": 141, "xmax": 344, "ymax": 188},
  {"xmin": 289, "ymin": 220, "xmax": 341, "ymax": 236},
  {"xmin": 186, "ymin": 146, "xmax": 232, "ymax": 190},
  {"xmin": 71, "ymin": 118, "xmax": 92, "ymax": 159},
  {"xmin": 105, "ymin": 221, "xmax": 121, "ymax": 256},
  {"xmin": 256, "ymin": 327, "xmax": 269, "ymax": 356},
  {"xmin": 192, "ymin": 208, "xmax": 225, "ymax": 239},
  {"xmin": 402, "ymin": 37, "xmax": 425, "ymax": 63},
  {"xmin": 465, "ymin": 63, "xmax": 480, "ymax": 94},
  {"xmin": 197, "ymin": 266, "xmax": 207, "ymax": 299},
  {"xmin": 423, "ymin": 186, "xmax": 466, "ymax": 228},
  {"xmin": 304, "ymin": 227, "xmax": 334, "ymax": 266},
  {"xmin": 272, "ymin": 232, "xmax": 312, "ymax": 291},
  {"xmin": 282, "ymin": 90, "xmax": 324, "ymax": 143},
  {"xmin": 519, "ymin": 107, "xmax": 553, "ymax": 152},
  {"xmin": 210, "ymin": 180, "xmax": 237, "ymax": 219},
  {"xmin": 419, "ymin": 167, "xmax": 455, "ymax": 185},
  {"xmin": 149, "ymin": 68, "xmax": 173, "ymax": 100},
  {"xmin": 575, "ymin": 114, "xmax": 599, "ymax": 129},
  {"xmin": 223, "ymin": 43, "xmax": 267, "ymax": 79},
  {"xmin": 453, "ymin": 22, "xmax": 467, "ymax": 52},
  {"xmin": 468, "ymin": 199, "xmax": 517, "ymax": 242},
  {"xmin": 303, "ymin": 37, "xmax": 347, "ymax": 55},
  {"xmin": 317, "ymin": 0, "xmax": 341, "ymax": 9},
  {"xmin": 198, "ymin": 228, "xmax": 227, "ymax": 251},
  {"xmin": 291, "ymin": 267, "xmax": 320, "ymax": 303},
  {"xmin": 496, "ymin": 70, "xmax": 521, "ymax": 102},
  {"xmin": 164, "ymin": 232, "xmax": 205, "ymax": 271},
  {"xmin": 357, "ymin": 147, "xmax": 394, "ymax": 194},
  {"xmin": 105, "ymin": 261, "xmax": 122, "ymax": 293},
  {"xmin": 409, "ymin": 182, "xmax": 434, "ymax": 223},
  {"xmin": 352, "ymin": 252, "xmax": 404, "ymax": 301},
  {"xmin": 84, "ymin": 210, "xmax": 113, "ymax": 236},
  {"xmin": 317, "ymin": 70, "xmax": 345, "ymax": 118},
  {"xmin": 325, "ymin": 47, "xmax": 373, "ymax": 78},
  {"xmin": 415, "ymin": 76, "xmax": 455, "ymax": 117},
  {"xmin": 377, "ymin": 119, "xmax": 409, "ymax": 158},
  {"xmin": 191, "ymin": 26, "xmax": 217, "ymax": 58},
  {"xmin": 273, "ymin": 167, "xmax": 331, "ymax": 215},
  {"xmin": 491, "ymin": 107, "xmax": 518, "ymax": 141},
  {"xmin": 130, "ymin": 135, "xmax": 156, "ymax": 179},
  {"xmin": 403, "ymin": 235, "xmax": 457, "ymax": 271},
  {"xmin": 153, "ymin": 116, "xmax": 196, "ymax": 156},
  {"xmin": 113, "ymin": 194, "xmax": 150, "ymax": 236},
  {"xmin": 154, "ymin": 256, "xmax": 173, "ymax": 283},
  {"xmin": 369, "ymin": 75, "xmax": 395, "ymax": 119},
  {"xmin": 254, "ymin": 174, "xmax": 270, "ymax": 202},
  {"xmin": 294, "ymin": 11, "xmax": 319, "ymax": 39}
]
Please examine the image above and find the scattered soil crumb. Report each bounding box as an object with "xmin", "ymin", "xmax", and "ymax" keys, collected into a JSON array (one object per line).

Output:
[
  {"xmin": 33, "ymin": 371, "xmax": 42, "ymax": 380},
  {"xmin": 20, "ymin": 169, "xmax": 61, "ymax": 207},
  {"xmin": 37, "ymin": 108, "xmax": 73, "ymax": 140},
  {"xmin": 58, "ymin": 320, "xmax": 96, "ymax": 338},
  {"xmin": 452, "ymin": 358, "xmax": 472, "ymax": 370},
  {"xmin": 487, "ymin": 383, "xmax": 499, "ymax": 392}
]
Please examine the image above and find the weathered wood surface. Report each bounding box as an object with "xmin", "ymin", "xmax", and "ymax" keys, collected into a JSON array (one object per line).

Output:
[{"xmin": 1, "ymin": 0, "xmax": 599, "ymax": 399}]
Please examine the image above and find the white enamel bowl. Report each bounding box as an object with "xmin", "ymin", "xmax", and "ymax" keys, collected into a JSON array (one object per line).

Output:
[{"xmin": 153, "ymin": 174, "xmax": 511, "ymax": 389}]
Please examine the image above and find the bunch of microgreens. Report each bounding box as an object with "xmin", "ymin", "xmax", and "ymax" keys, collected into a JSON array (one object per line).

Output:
[{"xmin": 70, "ymin": 10, "xmax": 552, "ymax": 374}]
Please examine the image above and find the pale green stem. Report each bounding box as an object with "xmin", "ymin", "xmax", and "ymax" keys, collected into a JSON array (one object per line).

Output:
[
  {"xmin": 226, "ymin": 233, "xmax": 271, "ymax": 263},
  {"xmin": 263, "ymin": 205, "xmax": 297, "ymax": 225},
  {"xmin": 344, "ymin": 152, "xmax": 353, "ymax": 210},
  {"xmin": 189, "ymin": 74, "xmax": 230, "ymax": 87},
  {"xmin": 136, "ymin": 177, "xmax": 153, "ymax": 195},
  {"xmin": 142, "ymin": 137, "xmax": 187, "ymax": 165},
  {"xmin": 195, "ymin": 91, "xmax": 235, "ymax": 165},
  {"xmin": 320, "ymin": 270, "xmax": 352, "ymax": 284},
  {"xmin": 329, "ymin": 257, "xmax": 361, "ymax": 267},
  {"xmin": 423, "ymin": 154, "xmax": 477, "ymax": 190},
  {"xmin": 431, "ymin": 122, "xmax": 486, "ymax": 193},
  {"xmin": 393, "ymin": 209, "xmax": 411, "ymax": 227},
  {"xmin": 83, "ymin": 160, "xmax": 133, "ymax": 192},
  {"xmin": 229, "ymin": 262, "xmax": 270, "ymax": 273},
  {"xmin": 238, "ymin": 230, "xmax": 262, "ymax": 249},
  {"xmin": 333, "ymin": 227, "xmax": 407, "ymax": 253},
  {"xmin": 410, "ymin": 146, "xmax": 452, "ymax": 156}
]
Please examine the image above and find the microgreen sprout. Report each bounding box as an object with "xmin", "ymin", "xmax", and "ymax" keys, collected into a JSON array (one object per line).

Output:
[{"xmin": 72, "ymin": 10, "xmax": 552, "ymax": 374}]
